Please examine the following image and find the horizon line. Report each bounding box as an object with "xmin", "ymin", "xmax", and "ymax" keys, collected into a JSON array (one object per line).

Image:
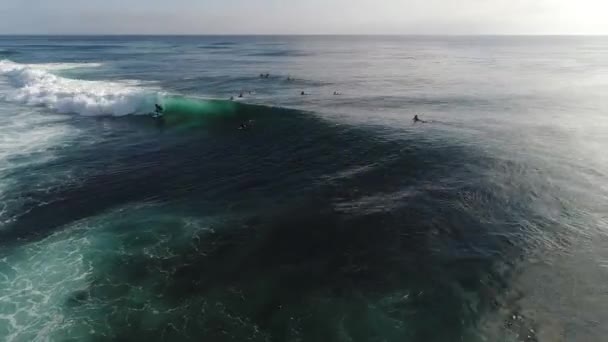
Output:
[{"xmin": 1, "ymin": 33, "xmax": 608, "ymax": 37}]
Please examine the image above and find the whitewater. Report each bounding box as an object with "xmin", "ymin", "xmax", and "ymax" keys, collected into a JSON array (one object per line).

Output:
[{"xmin": 0, "ymin": 60, "xmax": 162, "ymax": 116}]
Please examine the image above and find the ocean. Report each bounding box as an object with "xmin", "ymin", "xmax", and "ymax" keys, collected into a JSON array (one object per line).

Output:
[{"xmin": 0, "ymin": 35, "xmax": 607, "ymax": 341}]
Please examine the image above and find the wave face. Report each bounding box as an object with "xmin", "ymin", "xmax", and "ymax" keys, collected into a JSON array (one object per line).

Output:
[
  {"xmin": 0, "ymin": 60, "xmax": 159, "ymax": 116},
  {"xmin": 0, "ymin": 60, "xmax": 291, "ymax": 123}
]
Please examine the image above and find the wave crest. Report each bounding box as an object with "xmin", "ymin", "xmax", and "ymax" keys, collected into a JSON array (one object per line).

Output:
[
  {"xmin": 0, "ymin": 60, "xmax": 295, "ymax": 123},
  {"xmin": 0, "ymin": 60, "xmax": 159, "ymax": 116}
]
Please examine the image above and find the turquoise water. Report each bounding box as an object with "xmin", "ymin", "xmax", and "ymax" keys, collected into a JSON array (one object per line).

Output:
[{"xmin": 0, "ymin": 36, "xmax": 608, "ymax": 341}]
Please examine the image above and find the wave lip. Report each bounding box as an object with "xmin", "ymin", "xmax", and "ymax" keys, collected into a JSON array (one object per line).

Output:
[
  {"xmin": 0, "ymin": 60, "xmax": 295, "ymax": 122},
  {"xmin": 0, "ymin": 60, "xmax": 159, "ymax": 116}
]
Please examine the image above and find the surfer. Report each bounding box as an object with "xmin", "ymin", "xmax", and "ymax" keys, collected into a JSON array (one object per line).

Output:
[
  {"xmin": 230, "ymin": 96, "xmax": 234, "ymax": 101},
  {"xmin": 413, "ymin": 114, "xmax": 427, "ymax": 123},
  {"xmin": 153, "ymin": 104, "xmax": 164, "ymax": 118},
  {"xmin": 153, "ymin": 103, "xmax": 165, "ymax": 126},
  {"xmin": 333, "ymin": 91, "xmax": 341, "ymax": 95},
  {"xmin": 238, "ymin": 120, "xmax": 253, "ymax": 130},
  {"xmin": 238, "ymin": 119, "xmax": 255, "ymax": 130},
  {"xmin": 301, "ymin": 91, "xmax": 306, "ymax": 95},
  {"xmin": 238, "ymin": 92, "xmax": 243, "ymax": 98}
]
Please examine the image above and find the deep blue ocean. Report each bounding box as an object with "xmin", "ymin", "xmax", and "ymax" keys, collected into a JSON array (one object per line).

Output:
[{"xmin": 0, "ymin": 36, "xmax": 607, "ymax": 341}]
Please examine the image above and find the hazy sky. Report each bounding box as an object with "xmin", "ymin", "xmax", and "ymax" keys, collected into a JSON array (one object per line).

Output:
[{"xmin": 1, "ymin": 0, "xmax": 607, "ymax": 35}]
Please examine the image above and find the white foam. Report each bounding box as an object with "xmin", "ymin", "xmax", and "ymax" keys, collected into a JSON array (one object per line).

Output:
[
  {"xmin": 0, "ymin": 203, "xmax": 214, "ymax": 341},
  {"xmin": 0, "ymin": 60, "xmax": 159, "ymax": 116},
  {"xmin": 0, "ymin": 68, "xmax": 84, "ymax": 223},
  {"xmin": 0, "ymin": 106, "xmax": 79, "ymax": 225},
  {"xmin": 0, "ymin": 224, "xmax": 94, "ymax": 342}
]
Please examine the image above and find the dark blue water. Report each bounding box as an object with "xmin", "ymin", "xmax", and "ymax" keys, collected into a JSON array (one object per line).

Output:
[{"xmin": 1, "ymin": 36, "xmax": 607, "ymax": 341}]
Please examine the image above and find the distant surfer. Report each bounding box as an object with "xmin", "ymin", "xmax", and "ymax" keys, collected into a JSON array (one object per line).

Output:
[
  {"xmin": 333, "ymin": 91, "xmax": 341, "ymax": 95},
  {"xmin": 238, "ymin": 120, "xmax": 254, "ymax": 130},
  {"xmin": 230, "ymin": 96, "xmax": 234, "ymax": 101},
  {"xmin": 301, "ymin": 91, "xmax": 306, "ymax": 95},
  {"xmin": 413, "ymin": 114, "xmax": 427, "ymax": 123},
  {"xmin": 153, "ymin": 104, "xmax": 164, "ymax": 118},
  {"xmin": 238, "ymin": 92, "xmax": 243, "ymax": 98},
  {"xmin": 153, "ymin": 104, "xmax": 165, "ymax": 127}
]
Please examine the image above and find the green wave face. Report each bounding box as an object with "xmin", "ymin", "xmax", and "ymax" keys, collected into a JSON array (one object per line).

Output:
[
  {"xmin": 160, "ymin": 97, "xmax": 239, "ymax": 125},
  {"xmin": 156, "ymin": 96, "xmax": 296, "ymax": 129}
]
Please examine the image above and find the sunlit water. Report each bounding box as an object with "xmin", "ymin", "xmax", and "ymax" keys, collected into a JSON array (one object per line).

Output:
[{"xmin": 0, "ymin": 36, "xmax": 607, "ymax": 341}]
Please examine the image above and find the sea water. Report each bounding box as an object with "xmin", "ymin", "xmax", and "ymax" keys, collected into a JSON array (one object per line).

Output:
[{"xmin": 0, "ymin": 35, "xmax": 607, "ymax": 341}]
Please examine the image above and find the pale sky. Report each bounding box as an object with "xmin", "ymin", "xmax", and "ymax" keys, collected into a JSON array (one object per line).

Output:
[{"xmin": 1, "ymin": 0, "xmax": 607, "ymax": 35}]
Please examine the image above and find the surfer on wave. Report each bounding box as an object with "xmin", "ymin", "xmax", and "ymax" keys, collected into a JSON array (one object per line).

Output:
[{"xmin": 153, "ymin": 104, "xmax": 164, "ymax": 118}]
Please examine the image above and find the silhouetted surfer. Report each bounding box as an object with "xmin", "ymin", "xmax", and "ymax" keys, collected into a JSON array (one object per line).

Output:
[
  {"xmin": 153, "ymin": 104, "xmax": 164, "ymax": 118},
  {"xmin": 301, "ymin": 91, "xmax": 306, "ymax": 95},
  {"xmin": 413, "ymin": 114, "xmax": 427, "ymax": 123},
  {"xmin": 153, "ymin": 104, "xmax": 165, "ymax": 128},
  {"xmin": 238, "ymin": 92, "xmax": 243, "ymax": 98}
]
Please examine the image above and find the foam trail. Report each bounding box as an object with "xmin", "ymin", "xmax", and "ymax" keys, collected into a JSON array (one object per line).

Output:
[{"xmin": 0, "ymin": 60, "xmax": 160, "ymax": 116}]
